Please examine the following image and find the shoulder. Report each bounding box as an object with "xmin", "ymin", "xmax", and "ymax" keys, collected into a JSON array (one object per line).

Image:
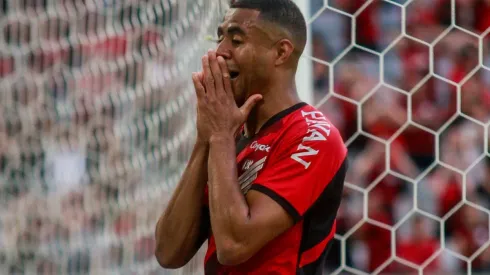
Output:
[
  {"xmin": 266, "ymin": 104, "xmax": 347, "ymax": 170},
  {"xmin": 280, "ymin": 105, "xmax": 346, "ymax": 153}
]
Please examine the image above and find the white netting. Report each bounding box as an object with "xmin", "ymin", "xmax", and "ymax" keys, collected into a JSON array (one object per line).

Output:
[
  {"xmin": 307, "ymin": 0, "xmax": 490, "ymax": 274},
  {"xmin": 0, "ymin": 0, "xmax": 226, "ymax": 274},
  {"xmin": 2, "ymin": 0, "xmax": 490, "ymax": 274}
]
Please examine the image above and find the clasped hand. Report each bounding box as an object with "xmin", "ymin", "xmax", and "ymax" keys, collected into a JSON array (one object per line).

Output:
[{"xmin": 192, "ymin": 50, "xmax": 262, "ymax": 142}]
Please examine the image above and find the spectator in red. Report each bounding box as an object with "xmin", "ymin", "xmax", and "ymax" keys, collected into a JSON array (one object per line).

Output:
[
  {"xmin": 449, "ymin": 44, "xmax": 479, "ymax": 84},
  {"xmin": 461, "ymin": 70, "xmax": 490, "ymax": 123},
  {"xmin": 334, "ymin": 0, "xmax": 380, "ymax": 51},
  {"xmin": 397, "ymin": 216, "xmax": 440, "ymax": 272},
  {"xmin": 474, "ymin": 0, "xmax": 490, "ymax": 33},
  {"xmin": 353, "ymin": 190, "xmax": 392, "ymax": 272}
]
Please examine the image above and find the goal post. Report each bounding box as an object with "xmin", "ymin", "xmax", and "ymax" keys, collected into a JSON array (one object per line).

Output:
[
  {"xmin": 0, "ymin": 0, "xmax": 227, "ymax": 274},
  {"xmin": 294, "ymin": 0, "xmax": 314, "ymax": 105},
  {"xmin": 3, "ymin": 0, "xmax": 488, "ymax": 274}
]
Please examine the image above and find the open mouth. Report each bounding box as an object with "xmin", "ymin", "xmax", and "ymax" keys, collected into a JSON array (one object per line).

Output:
[{"xmin": 230, "ymin": 71, "xmax": 240, "ymax": 80}]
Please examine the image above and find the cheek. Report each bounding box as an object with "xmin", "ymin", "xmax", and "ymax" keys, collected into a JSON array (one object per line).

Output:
[
  {"xmin": 236, "ymin": 47, "xmax": 267, "ymax": 82},
  {"xmin": 253, "ymin": 50, "xmax": 274, "ymax": 76},
  {"xmin": 252, "ymin": 58, "xmax": 271, "ymax": 79}
]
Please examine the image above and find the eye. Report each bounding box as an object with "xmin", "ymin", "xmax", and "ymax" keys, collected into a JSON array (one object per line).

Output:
[
  {"xmin": 217, "ymin": 35, "xmax": 224, "ymax": 43},
  {"xmin": 231, "ymin": 37, "xmax": 242, "ymax": 45}
]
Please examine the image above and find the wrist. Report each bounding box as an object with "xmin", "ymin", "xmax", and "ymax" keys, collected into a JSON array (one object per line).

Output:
[
  {"xmin": 195, "ymin": 137, "xmax": 209, "ymax": 147},
  {"xmin": 209, "ymin": 133, "xmax": 235, "ymax": 145}
]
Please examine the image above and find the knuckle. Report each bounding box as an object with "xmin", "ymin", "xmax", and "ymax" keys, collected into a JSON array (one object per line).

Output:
[
  {"xmin": 198, "ymin": 97, "xmax": 209, "ymax": 105},
  {"xmin": 193, "ymin": 83, "xmax": 203, "ymax": 92},
  {"xmin": 206, "ymin": 76, "xmax": 215, "ymax": 84},
  {"xmin": 214, "ymin": 71, "xmax": 222, "ymax": 79}
]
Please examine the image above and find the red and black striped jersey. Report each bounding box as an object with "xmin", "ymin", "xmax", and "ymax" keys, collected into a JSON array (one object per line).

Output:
[{"xmin": 201, "ymin": 102, "xmax": 348, "ymax": 274}]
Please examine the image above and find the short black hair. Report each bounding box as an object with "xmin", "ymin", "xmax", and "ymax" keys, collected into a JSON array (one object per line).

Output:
[{"xmin": 230, "ymin": 0, "xmax": 307, "ymax": 54}]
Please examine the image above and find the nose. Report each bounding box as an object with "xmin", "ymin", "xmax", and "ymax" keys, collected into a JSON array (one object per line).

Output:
[{"xmin": 216, "ymin": 43, "xmax": 231, "ymax": 60}]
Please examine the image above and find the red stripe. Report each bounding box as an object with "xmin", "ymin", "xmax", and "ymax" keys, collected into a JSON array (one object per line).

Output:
[{"xmin": 299, "ymin": 220, "xmax": 336, "ymax": 268}]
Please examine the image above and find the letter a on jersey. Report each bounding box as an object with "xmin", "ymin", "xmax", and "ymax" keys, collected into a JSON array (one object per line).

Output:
[{"xmin": 303, "ymin": 129, "xmax": 327, "ymax": 142}]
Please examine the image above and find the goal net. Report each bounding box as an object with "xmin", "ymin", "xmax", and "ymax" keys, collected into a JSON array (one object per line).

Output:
[
  {"xmin": 0, "ymin": 0, "xmax": 226, "ymax": 274},
  {"xmin": 306, "ymin": 0, "xmax": 490, "ymax": 274},
  {"xmin": 2, "ymin": 0, "xmax": 490, "ymax": 274}
]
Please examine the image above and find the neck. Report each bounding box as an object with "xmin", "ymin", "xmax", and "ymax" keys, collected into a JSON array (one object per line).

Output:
[{"xmin": 244, "ymin": 76, "xmax": 302, "ymax": 137}]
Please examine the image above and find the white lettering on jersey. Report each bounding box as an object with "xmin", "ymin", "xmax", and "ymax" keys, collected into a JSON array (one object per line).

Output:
[
  {"xmin": 303, "ymin": 128, "xmax": 327, "ymax": 142},
  {"xmin": 301, "ymin": 110, "xmax": 324, "ymax": 120},
  {"xmin": 305, "ymin": 118, "xmax": 331, "ymax": 137},
  {"xmin": 250, "ymin": 141, "xmax": 271, "ymax": 152},
  {"xmin": 290, "ymin": 144, "xmax": 319, "ymax": 169},
  {"xmin": 290, "ymin": 110, "xmax": 331, "ymax": 169}
]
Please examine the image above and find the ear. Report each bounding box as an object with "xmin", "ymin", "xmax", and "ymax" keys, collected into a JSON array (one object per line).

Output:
[{"xmin": 274, "ymin": 39, "xmax": 295, "ymax": 66}]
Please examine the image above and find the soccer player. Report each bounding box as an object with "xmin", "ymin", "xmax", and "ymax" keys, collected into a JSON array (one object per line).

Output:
[{"xmin": 154, "ymin": 0, "xmax": 348, "ymax": 273}]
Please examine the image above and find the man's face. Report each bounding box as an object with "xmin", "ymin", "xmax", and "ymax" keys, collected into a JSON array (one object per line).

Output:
[{"xmin": 215, "ymin": 9, "xmax": 277, "ymax": 106}]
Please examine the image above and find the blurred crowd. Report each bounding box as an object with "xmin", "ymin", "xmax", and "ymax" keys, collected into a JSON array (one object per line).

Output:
[
  {"xmin": 0, "ymin": 0, "xmax": 207, "ymax": 274},
  {"xmin": 310, "ymin": 0, "xmax": 490, "ymax": 273},
  {"xmin": 1, "ymin": 0, "xmax": 490, "ymax": 274}
]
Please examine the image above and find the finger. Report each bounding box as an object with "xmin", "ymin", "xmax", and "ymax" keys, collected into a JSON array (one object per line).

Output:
[
  {"xmin": 217, "ymin": 56, "xmax": 232, "ymax": 96},
  {"xmin": 202, "ymin": 54, "xmax": 215, "ymax": 97},
  {"xmin": 240, "ymin": 94, "xmax": 263, "ymax": 117},
  {"xmin": 208, "ymin": 50, "xmax": 225, "ymax": 96},
  {"xmin": 197, "ymin": 71, "xmax": 204, "ymax": 84},
  {"xmin": 192, "ymin": 72, "xmax": 205, "ymax": 98}
]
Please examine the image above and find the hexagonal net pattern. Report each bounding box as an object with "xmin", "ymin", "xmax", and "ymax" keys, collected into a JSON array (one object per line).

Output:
[
  {"xmin": 0, "ymin": 0, "xmax": 226, "ymax": 274},
  {"xmin": 307, "ymin": 0, "xmax": 490, "ymax": 274}
]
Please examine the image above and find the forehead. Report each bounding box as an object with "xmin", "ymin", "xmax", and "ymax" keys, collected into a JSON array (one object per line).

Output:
[{"xmin": 221, "ymin": 8, "xmax": 261, "ymax": 31}]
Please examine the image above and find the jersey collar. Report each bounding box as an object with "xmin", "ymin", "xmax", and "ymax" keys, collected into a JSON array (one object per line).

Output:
[
  {"xmin": 236, "ymin": 102, "xmax": 308, "ymax": 156},
  {"xmin": 257, "ymin": 102, "xmax": 308, "ymax": 133}
]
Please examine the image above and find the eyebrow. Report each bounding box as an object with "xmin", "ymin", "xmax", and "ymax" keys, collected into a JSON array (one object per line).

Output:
[{"xmin": 217, "ymin": 25, "xmax": 246, "ymax": 37}]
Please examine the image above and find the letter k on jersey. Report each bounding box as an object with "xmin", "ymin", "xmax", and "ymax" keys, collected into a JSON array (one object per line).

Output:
[{"xmin": 250, "ymin": 141, "xmax": 271, "ymax": 152}]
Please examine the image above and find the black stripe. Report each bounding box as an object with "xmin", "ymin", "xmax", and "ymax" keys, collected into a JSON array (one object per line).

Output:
[
  {"xmin": 249, "ymin": 184, "xmax": 301, "ymax": 223},
  {"xmin": 299, "ymin": 158, "xmax": 347, "ymax": 252},
  {"xmin": 236, "ymin": 133, "xmax": 251, "ymax": 156},
  {"xmin": 296, "ymin": 238, "xmax": 335, "ymax": 275},
  {"xmin": 295, "ymin": 158, "xmax": 348, "ymax": 274},
  {"xmin": 259, "ymin": 102, "xmax": 307, "ymax": 133},
  {"xmin": 204, "ymin": 253, "xmax": 219, "ymax": 275}
]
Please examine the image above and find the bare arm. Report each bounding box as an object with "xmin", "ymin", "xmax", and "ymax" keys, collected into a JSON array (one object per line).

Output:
[
  {"xmin": 195, "ymin": 51, "xmax": 294, "ymax": 266},
  {"xmin": 154, "ymin": 141, "xmax": 210, "ymax": 269},
  {"xmin": 207, "ymin": 135, "xmax": 294, "ymax": 266}
]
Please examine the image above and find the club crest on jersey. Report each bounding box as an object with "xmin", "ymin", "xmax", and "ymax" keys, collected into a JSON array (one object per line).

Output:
[
  {"xmin": 238, "ymin": 156, "xmax": 267, "ymax": 194},
  {"xmin": 242, "ymin": 159, "xmax": 254, "ymax": 171},
  {"xmin": 250, "ymin": 141, "xmax": 270, "ymax": 152}
]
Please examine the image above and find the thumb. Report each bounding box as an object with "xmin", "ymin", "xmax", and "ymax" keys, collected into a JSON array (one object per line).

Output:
[{"xmin": 240, "ymin": 94, "xmax": 263, "ymax": 117}]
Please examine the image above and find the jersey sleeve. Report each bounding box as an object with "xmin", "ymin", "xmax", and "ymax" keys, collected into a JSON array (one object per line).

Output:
[{"xmin": 250, "ymin": 125, "xmax": 347, "ymax": 223}]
